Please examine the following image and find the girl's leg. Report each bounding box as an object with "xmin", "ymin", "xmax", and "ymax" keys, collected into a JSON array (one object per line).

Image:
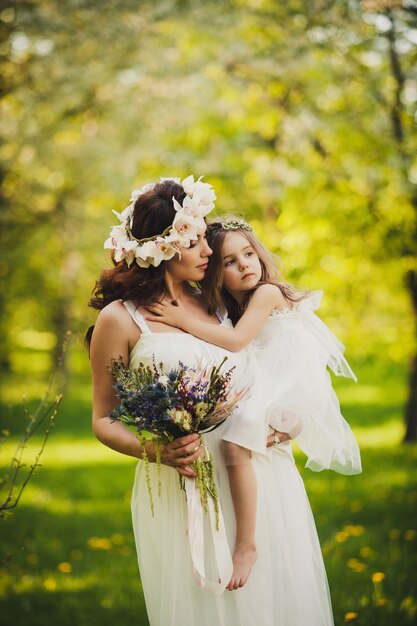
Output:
[{"xmin": 223, "ymin": 441, "xmax": 257, "ymax": 590}]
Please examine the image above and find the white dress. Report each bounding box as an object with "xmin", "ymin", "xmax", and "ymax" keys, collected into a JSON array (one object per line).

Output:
[
  {"xmin": 223, "ymin": 291, "xmax": 362, "ymax": 476},
  {"xmin": 124, "ymin": 302, "xmax": 334, "ymax": 626}
]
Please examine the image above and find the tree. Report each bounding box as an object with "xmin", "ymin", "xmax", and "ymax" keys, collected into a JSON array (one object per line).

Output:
[{"xmin": 1, "ymin": 0, "xmax": 415, "ymax": 438}]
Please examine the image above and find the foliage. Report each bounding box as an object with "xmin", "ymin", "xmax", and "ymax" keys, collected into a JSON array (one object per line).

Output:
[
  {"xmin": 0, "ymin": 332, "xmax": 70, "ymax": 516},
  {"xmin": 0, "ymin": 392, "xmax": 60, "ymax": 518},
  {"xmin": 0, "ymin": 0, "xmax": 415, "ymax": 367}
]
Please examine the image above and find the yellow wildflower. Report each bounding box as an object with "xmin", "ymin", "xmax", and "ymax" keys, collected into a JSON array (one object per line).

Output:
[
  {"xmin": 343, "ymin": 524, "xmax": 365, "ymax": 537},
  {"xmin": 347, "ymin": 559, "xmax": 366, "ymax": 572},
  {"xmin": 58, "ymin": 562, "xmax": 72, "ymax": 573},
  {"xmin": 167, "ymin": 408, "xmax": 192, "ymax": 430},
  {"xmin": 43, "ymin": 577, "xmax": 57, "ymax": 591},
  {"xmin": 88, "ymin": 536, "xmax": 112, "ymax": 550},
  {"xmin": 359, "ymin": 546, "xmax": 372, "ymax": 558},
  {"xmin": 195, "ymin": 401, "xmax": 209, "ymax": 418}
]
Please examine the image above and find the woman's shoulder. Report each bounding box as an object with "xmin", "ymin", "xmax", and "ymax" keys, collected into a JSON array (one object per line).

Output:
[
  {"xmin": 97, "ymin": 299, "xmax": 126, "ymax": 320},
  {"xmin": 95, "ymin": 300, "xmax": 133, "ymax": 333},
  {"xmin": 91, "ymin": 299, "xmax": 141, "ymax": 356}
]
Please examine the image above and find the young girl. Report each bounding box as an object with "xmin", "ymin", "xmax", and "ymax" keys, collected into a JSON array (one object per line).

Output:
[{"xmin": 146, "ymin": 217, "xmax": 362, "ymax": 591}]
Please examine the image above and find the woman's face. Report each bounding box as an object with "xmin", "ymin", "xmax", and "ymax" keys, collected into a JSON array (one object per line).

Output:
[
  {"xmin": 165, "ymin": 228, "xmax": 213, "ymax": 283},
  {"xmin": 221, "ymin": 231, "xmax": 262, "ymax": 299}
]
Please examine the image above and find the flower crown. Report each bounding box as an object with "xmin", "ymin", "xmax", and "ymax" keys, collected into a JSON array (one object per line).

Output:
[
  {"xmin": 104, "ymin": 176, "xmax": 216, "ymax": 268},
  {"xmin": 207, "ymin": 218, "xmax": 253, "ymax": 235}
]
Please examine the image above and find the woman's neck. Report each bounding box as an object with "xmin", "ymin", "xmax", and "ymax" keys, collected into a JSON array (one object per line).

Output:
[{"xmin": 164, "ymin": 276, "xmax": 190, "ymax": 301}]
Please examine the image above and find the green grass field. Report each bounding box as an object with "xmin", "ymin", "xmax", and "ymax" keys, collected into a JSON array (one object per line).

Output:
[{"xmin": 1, "ymin": 355, "xmax": 416, "ymax": 626}]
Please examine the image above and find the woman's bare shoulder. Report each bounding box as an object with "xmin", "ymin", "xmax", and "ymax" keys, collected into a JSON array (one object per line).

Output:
[
  {"xmin": 94, "ymin": 300, "xmax": 135, "ymax": 336},
  {"xmin": 91, "ymin": 300, "xmax": 138, "ymax": 359},
  {"xmin": 98, "ymin": 299, "xmax": 126, "ymax": 318}
]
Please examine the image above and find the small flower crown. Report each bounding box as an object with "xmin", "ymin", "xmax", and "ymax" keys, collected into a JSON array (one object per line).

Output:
[
  {"xmin": 207, "ymin": 218, "xmax": 253, "ymax": 235},
  {"xmin": 104, "ymin": 176, "xmax": 216, "ymax": 268}
]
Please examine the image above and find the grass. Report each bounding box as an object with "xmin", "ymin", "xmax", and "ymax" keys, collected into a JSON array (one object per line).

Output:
[{"xmin": 0, "ymin": 352, "xmax": 416, "ymax": 626}]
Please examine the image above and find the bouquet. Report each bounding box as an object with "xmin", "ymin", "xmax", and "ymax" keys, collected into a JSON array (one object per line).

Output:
[{"xmin": 109, "ymin": 356, "xmax": 248, "ymax": 526}]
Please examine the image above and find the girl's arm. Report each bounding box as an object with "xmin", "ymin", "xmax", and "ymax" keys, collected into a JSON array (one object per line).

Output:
[
  {"xmin": 90, "ymin": 302, "xmax": 201, "ymax": 477},
  {"xmin": 146, "ymin": 284, "xmax": 288, "ymax": 352}
]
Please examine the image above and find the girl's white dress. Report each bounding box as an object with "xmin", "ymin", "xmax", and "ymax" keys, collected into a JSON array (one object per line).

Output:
[
  {"xmin": 223, "ymin": 290, "xmax": 362, "ymax": 476},
  {"xmin": 124, "ymin": 301, "xmax": 335, "ymax": 626}
]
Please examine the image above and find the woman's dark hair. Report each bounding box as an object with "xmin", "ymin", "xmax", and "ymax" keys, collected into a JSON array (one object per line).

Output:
[
  {"xmin": 85, "ymin": 180, "xmax": 186, "ymax": 348},
  {"xmin": 200, "ymin": 219, "xmax": 308, "ymax": 325}
]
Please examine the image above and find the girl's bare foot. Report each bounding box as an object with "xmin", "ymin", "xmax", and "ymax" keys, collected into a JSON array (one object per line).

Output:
[{"xmin": 226, "ymin": 544, "xmax": 257, "ymax": 591}]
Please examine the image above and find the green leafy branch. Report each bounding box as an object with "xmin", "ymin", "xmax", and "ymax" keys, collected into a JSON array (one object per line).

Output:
[{"xmin": 0, "ymin": 332, "xmax": 70, "ymax": 517}]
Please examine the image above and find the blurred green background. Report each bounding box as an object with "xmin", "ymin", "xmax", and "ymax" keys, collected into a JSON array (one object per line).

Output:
[{"xmin": 1, "ymin": 1, "xmax": 416, "ymax": 625}]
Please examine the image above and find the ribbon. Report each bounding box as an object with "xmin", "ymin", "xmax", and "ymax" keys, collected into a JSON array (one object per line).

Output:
[{"xmin": 184, "ymin": 476, "xmax": 233, "ymax": 595}]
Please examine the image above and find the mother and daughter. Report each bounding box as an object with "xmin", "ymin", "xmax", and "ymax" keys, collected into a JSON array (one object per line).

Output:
[{"xmin": 87, "ymin": 176, "xmax": 361, "ymax": 626}]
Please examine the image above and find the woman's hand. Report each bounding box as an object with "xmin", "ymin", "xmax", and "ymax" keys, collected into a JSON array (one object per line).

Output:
[
  {"xmin": 266, "ymin": 430, "xmax": 291, "ymax": 448},
  {"xmin": 145, "ymin": 299, "xmax": 184, "ymax": 329},
  {"xmin": 159, "ymin": 433, "xmax": 203, "ymax": 477}
]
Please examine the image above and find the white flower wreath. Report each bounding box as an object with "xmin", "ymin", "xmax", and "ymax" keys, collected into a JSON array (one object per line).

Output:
[{"xmin": 104, "ymin": 176, "xmax": 216, "ymax": 268}]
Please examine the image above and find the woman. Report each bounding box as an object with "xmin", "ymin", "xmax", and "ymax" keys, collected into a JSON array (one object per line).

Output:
[{"xmin": 87, "ymin": 177, "xmax": 333, "ymax": 626}]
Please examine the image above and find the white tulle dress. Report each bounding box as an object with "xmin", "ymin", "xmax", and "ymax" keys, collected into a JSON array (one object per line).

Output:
[
  {"xmin": 222, "ymin": 290, "xmax": 362, "ymax": 476},
  {"xmin": 123, "ymin": 301, "xmax": 335, "ymax": 626}
]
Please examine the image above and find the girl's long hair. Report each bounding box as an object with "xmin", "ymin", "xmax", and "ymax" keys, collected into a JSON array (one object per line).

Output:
[
  {"xmin": 85, "ymin": 180, "xmax": 187, "ymax": 348},
  {"xmin": 200, "ymin": 220, "xmax": 308, "ymax": 325}
]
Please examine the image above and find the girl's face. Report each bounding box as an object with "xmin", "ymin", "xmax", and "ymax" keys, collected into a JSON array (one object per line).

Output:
[
  {"xmin": 165, "ymin": 228, "xmax": 213, "ymax": 283},
  {"xmin": 221, "ymin": 232, "xmax": 262, "ymax": 300}
]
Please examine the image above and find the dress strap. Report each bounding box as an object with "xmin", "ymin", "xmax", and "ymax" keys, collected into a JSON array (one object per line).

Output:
[
  {"xmin": 123, "ymin": 300, "xmax": 151, "ymax": 334},
  {"xmin": 215, "ymin": 307, "xmax": 228, "ymax": 324}
]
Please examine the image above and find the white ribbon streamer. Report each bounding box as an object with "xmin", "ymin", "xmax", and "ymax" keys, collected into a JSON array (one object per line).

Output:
[{"xmin": 184, "ymin": 477, "xmax": 233, "ymax": 595}]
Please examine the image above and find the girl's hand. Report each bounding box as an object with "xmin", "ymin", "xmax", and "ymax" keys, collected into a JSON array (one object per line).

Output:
[
  {"xmin": 266, "ymin": 430, "xmax": 290, "ymax": 448},
  {"xmin": 145, "ymin": 299, "xmax": 184, "ymax": 329},
  {"xmin": 159, "ymin": 433, "xmax": 203, "ymax": 477}
]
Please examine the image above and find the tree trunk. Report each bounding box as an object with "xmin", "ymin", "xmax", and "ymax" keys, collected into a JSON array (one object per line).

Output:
[
  {"xmin": 0, "ymin": 173, "xmax": 11, "ymax": 372},
  {"xmin": 404, "ymin": 269, "xmax": 417, "ymax": 442},
  {"xmin": 383, "ymin": 10, "xmax": 417, "ymax": 442},
  {"xmin": 51, "ymin": 297, "xmax": 71, "ymax": 381}
]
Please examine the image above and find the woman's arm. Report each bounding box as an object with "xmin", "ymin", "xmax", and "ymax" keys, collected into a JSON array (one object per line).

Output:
[
  {"xmin": 146, "ymin": 284, "xmax": 288, "ymax": 352},
  {"xmin": 90, "ymin": 301, "xmax": 202, "ymax": 476}
]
